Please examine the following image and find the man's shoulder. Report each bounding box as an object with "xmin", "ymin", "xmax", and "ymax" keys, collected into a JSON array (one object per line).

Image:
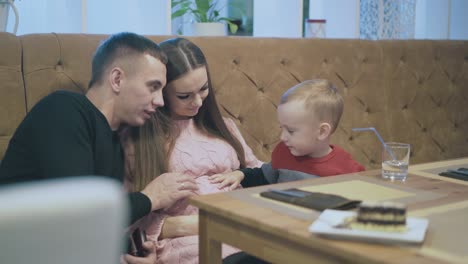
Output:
[
  {"xmin": 22, "ymin": 90, "xmax": 102, "ymax": 131},
  {"xmin": 42, "ymin": 90, "xmax": 87, "ymax": 105},
  {"xmin": 32, "ymin": 90, "xmax": 91, "ymax": 114}
]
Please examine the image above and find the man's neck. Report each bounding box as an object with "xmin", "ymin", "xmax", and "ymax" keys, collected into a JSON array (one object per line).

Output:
[{"xmin": 86, "ymin": 86, "xmax": 119, "ymax": 130}]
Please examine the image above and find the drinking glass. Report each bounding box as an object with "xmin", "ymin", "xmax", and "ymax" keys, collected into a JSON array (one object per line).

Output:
[{"xmin": 381, "ymin": 142, "xmax": 410, "ymax": 181}]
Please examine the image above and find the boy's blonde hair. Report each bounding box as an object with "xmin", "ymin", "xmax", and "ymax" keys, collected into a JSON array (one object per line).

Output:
[{"xmin": 280, "ymin": 79, "xmax": 344, "ymax": 133}]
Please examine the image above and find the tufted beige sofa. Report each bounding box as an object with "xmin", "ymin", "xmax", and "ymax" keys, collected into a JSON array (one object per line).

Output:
[{"xmin": 1, "ymin": 32, "xmax": 467, "ymax": 169}]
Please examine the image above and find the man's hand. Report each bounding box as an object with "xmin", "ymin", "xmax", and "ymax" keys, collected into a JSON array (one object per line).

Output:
[
  {"xmin": 209, "ymin": 171, "xmax": 245, "ymax": 190},
  {"xmin": 120, "ymin": 241, "xmax": 156, "ymax": 264},
  {"xmin": 141, "ymin": 172, "xmax": 198, "ymax": 211}
]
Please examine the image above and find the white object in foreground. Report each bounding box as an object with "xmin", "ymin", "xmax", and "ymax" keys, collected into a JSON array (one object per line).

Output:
[{"xmin": 0, "ymin": 176, "xmax": 128, "ymax": 264}]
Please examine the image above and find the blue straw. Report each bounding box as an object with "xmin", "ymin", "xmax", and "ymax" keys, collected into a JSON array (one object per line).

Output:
[{"xmin": 352, "ymin": 127, "xmax": 397, "ymax": 160}]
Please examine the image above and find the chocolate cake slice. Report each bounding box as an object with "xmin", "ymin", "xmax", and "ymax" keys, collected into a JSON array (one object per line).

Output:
[{"xmin": 350, "ymin": 201, "xmax": 407, "ymax": 232}]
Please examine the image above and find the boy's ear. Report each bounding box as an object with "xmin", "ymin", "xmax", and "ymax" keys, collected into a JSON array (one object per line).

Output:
[{"xmin": 318, "ymin": 122, "xmax": 332, "ymax": 140}]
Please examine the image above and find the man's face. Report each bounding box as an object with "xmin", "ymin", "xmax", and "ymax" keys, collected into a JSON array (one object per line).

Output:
[
  {"xmin": 118, "ymin": 54, "xmax": 167, "ymax": 127},
  {"xmin": 164, "ymin": 67, "xmax": 209, "ymax": 119},
  {"xmin": 277, "ymin": 100, "xmax": 321, "ymax": 157}
]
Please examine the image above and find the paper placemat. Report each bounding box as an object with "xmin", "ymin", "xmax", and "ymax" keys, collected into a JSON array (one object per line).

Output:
[
  {"xmin": 299, "ymin": 180, "xmax": 414, "ymax": 201},
  {"xmin": 228, "ymin": 175, "xmax": 443, "ymax": 220}
]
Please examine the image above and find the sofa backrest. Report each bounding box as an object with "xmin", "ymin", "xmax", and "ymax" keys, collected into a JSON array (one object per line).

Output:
[
  {"xmin": 0, "ymin": 33, "xmax": 25, "ymax": 158},
  {"xmin": 1, "ymin": 32, "xmax": 467, "ymax": 169}
]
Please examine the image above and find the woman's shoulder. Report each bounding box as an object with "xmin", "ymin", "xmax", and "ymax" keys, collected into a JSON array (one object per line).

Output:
[
  {"xmin": 222, "ymin": 116, "xmax": 236, "ymax": 125},
  {"xmin": 221, "ymin": 117, "xmax": 239, "ymax": 131}
]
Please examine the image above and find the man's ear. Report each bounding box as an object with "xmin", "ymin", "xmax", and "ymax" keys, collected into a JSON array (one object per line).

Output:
[
  {"xmin": 109, "ymin": 67, "xmax": 124, "ymax": 94},
  {"xmin": 318, "ymin": 122, "xmax": 332, "ymax": 140}
]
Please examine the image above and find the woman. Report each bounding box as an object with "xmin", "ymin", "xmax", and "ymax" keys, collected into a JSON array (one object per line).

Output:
[{"xmin": 123, "ymin": 38, "xmax": 263, "ymax": 263}]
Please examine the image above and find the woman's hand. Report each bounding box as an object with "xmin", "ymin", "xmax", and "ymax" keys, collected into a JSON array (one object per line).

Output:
[
  {"xmin": 160, "ymin": 215, "xmax": 199, "ymax": 239},
  {"xmin": 209, "ymin": 171, "xmax": 245, "ymax": 190},
  {"xmin": 120, "ymin": 241, "xmax": 156, "ymax": 264}
]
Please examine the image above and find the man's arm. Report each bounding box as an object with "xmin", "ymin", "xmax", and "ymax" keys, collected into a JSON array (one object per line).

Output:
[
  {"xmin": 28, "ymin": 98, "xmax": 154, "ymax": 225},
  {"xmin": 128, "ymin": 192, "xmax": 151, "ymax": 224}
]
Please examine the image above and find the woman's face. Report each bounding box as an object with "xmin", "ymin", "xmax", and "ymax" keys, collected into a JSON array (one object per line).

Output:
[{"xmin": 165, "ymin": 66, "xmax": 209, "ymax": 119}]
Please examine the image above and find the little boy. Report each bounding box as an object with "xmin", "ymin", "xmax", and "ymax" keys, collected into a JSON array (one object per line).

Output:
[{"xmin": 209, "ymin": 79, "xmax": 365, "ymax": 189}]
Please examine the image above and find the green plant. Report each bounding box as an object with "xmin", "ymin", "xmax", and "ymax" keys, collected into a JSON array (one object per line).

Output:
[{"xmin": 172, "ymin": 0, "xmax": 238, "ymax": 34}]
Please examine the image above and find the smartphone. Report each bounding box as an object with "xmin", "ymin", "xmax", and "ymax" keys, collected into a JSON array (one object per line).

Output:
[
  {"xmin": 269, "ymin": 188, "xmax": 309, "ymax": 198},
  {"xmin": 128, "ymin": 228, "xmax": 147, "ymax": 257}
]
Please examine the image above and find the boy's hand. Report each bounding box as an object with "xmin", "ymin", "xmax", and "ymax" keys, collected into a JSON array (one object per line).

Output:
[{"xmin": 209, "ymin": 171, "xmax": 245, "ymax": 190}]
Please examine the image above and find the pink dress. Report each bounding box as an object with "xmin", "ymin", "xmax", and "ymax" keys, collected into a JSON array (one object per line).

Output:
[{"xmin": 136, "ymin": 118, "xmax": 263, "ymax": 264}]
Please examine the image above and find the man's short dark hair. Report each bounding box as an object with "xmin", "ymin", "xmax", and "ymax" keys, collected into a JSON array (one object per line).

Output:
[{"xmin": 88, "ymin": 32, "xmax": 167, "ymax": 88}]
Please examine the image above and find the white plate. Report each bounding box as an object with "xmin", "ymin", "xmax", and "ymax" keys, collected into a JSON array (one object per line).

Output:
[{"xmin": 309, "ymin": 209, "xmax": 429, "ymax": 244}]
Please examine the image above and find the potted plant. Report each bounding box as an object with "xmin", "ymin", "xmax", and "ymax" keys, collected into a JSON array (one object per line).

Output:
[{"xmin": 172, "ymin": 0, "xmax": 238, "ymax": 36}]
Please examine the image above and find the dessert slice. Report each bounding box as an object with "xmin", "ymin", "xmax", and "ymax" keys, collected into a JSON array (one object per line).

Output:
[{"xmin": 350, "ymin": 201, "xmax": 407, "ymax": 232}]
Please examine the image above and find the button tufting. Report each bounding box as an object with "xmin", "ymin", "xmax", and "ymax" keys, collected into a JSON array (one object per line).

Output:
[
  {"xmin": 55, "ymin": 62, "xmax": 64, "ymax": 71},
  {"xmin": 280, "ymin": 59, "xmax": 287, "ymax": 65},
  {"xmin": 402, "ymin": 104, "xmax": 408, "ymax": 110},
  {"xmin": 232, "ymin": 58, "xmax": 240, "ymax": 65},
  {"xmin": 258, "ymin": 87, "xmax": 264, "ymax": 93},
  {"xmin": 348, "ymin": 136, "xmax": 353, "ymax": 141}
]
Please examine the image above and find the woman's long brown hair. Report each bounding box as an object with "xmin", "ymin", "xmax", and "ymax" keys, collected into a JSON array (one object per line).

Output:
[{"xmin": 128, "ymin": 38, "xmax": 246, "ymax": 192}]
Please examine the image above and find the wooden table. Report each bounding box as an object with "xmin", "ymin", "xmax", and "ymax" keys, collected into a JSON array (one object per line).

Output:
[{"xmin": 190, "ymin": 158, "xmax": 468, "ymax": 264}]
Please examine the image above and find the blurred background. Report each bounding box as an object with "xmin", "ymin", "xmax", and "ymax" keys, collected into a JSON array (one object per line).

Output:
[{"xmin": 1, "ymin": 0, "xmax": 467, "ymax": 40}]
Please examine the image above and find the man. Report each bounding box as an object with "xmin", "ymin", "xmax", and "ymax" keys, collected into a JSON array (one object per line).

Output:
[{"xmin": 0, "ymin": 32, "xmax": 198, "ymax": 263}]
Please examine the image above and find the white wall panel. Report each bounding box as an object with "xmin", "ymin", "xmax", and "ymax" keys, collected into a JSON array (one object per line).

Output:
[{"xmin": 253, "ymin": 0, "xmax": 303, "ymax": 38}]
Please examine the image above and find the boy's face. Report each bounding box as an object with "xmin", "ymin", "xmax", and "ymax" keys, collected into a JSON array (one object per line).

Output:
[{"xmin": 277, "ymin": 100, "xmax": 323, "ymax": 157}]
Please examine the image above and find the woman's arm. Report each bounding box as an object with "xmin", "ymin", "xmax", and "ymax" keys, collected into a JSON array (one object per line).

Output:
[{"xmin": 160, "ymin": 215, "xmax": 198, "ymax": 239}]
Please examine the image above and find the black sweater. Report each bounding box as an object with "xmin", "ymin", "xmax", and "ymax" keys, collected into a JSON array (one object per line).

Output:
[{"xmin": 0, "ymin": 90, "xmax": 150, "ymax": 224}]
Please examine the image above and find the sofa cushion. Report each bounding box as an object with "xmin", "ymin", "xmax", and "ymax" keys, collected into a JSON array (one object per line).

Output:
[{"xmin": 0, "ymin": 32, "xmax": 25, "ymax": 159}]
